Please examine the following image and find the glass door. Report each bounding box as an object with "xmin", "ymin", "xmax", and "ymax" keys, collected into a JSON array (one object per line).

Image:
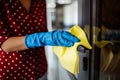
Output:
[{"xmin": 100, "ymin": 0, "xmax": 120, "ymax": 80}]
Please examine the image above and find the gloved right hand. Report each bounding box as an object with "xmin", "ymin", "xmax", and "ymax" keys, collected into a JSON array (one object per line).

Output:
[{"xmin": 24, "ymin": 31, "xmax": 80, "ymax": 48}]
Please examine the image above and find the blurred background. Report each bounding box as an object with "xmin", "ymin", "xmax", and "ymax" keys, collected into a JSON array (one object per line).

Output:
[{"xmin": 46, "ymin": 0, "xmax": 78, "ymax": 80}]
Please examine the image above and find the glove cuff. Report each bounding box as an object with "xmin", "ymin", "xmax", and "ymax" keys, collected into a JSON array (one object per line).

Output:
[{"xmin": 24, "ymin": 33, "xmax": 44, "ymax": 48}]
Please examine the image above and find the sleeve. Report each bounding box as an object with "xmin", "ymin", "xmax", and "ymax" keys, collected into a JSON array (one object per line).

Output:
[{"xmin": 0, "ymin": 1, "xmax": 10, "ymax": 47}]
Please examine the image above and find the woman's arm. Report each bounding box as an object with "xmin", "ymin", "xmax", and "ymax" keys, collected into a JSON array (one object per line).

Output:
[
  {"xmin": 1, "ymin": 36, "xmax": 28, "ymax": 52},
  {"xmin": 1, "ymin": 31, "xmax": 80, "ymax": 52}
]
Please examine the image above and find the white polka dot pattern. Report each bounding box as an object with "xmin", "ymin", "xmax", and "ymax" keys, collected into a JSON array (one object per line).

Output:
[{"xmin": 0, "ymin": 0, "xmax": 48, "ymax": 79}]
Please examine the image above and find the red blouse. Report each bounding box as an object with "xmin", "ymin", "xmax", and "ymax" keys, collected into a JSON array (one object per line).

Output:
[{"xmin": 0, "ymin": 0, "xmax": 48, "ymax": 80}]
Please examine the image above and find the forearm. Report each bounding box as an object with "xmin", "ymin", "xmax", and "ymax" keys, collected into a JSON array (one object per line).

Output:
[
  {"xmin": 1, "ymin": 36, "xmax": 28, "ymax": 52},
  {"xmin": 1, "ymin": 30, "xmax": 80, "ymax": 52}
]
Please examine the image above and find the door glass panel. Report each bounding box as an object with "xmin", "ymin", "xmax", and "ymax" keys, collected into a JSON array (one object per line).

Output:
[{"xmin": 100, "ymin": 0, "xmax": 120, "ymax": 80}]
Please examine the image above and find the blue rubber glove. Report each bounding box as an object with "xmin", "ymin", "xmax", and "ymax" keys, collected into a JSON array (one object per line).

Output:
[{"xmin": 24, "ymin": 31, "xmax": 79, "ymax": 48}]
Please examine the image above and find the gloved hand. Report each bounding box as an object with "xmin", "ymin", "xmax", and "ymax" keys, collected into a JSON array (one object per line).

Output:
[{"xmin": 24, "ymin": 31, "xmax": 79, "ymax": 48}]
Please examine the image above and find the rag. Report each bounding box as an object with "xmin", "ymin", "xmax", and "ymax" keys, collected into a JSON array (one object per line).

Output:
[{"xmin": 53, "ymin": 25, "xmax": 92, "ymax": 74}]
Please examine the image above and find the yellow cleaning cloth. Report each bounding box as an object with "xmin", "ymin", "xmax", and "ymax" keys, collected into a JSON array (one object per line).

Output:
[{"xmin": 53, "ymin": 25, "xmax": 92, "ymax": 74}]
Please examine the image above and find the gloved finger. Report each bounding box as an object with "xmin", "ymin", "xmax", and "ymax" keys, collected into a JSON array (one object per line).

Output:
[
  {"xmin": 57, "ymin": 32, "xmax": 74, "ymax": 46},
  {"xmin": 61, "ymin": 40, "xmax": 74, "ymax": 47},
  {"xmin": 53, "ymin": 31, "xmax": 73, "ymax": 46},
  {"xmin": 61, "ymin": 31, "xmax": 80, "ymax": 42}
]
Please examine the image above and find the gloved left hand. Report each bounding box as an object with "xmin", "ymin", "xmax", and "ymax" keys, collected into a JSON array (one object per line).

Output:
[{"xmin": 24, "ymin": 31, "xmax": 79, "ymax": 48}]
